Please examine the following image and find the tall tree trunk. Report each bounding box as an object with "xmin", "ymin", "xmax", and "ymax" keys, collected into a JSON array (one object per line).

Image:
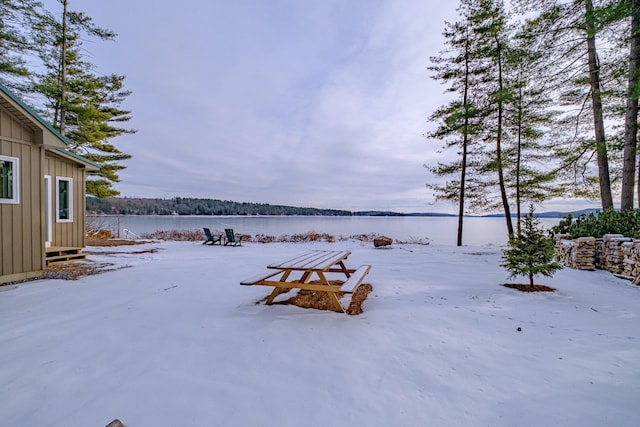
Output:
[
  {"xmin": 496, "ymin": 37, "xmax": 514, "ymax": 237},
  {"xmin": 585, "ymin": 0, "xmax": 613, "ymax": 210},
  {"xmin": 457, "ymin": 34, "xmax": 472, "ymax": 247},
  {"xmin": 516, "ymin": 83, "xmax": 523, "ymax": 236},
  {"xmin": 58, "ymin": 0, "xmax": 68, "ymax": 135},
  {"xmin": 623, "ymin": 0, "xmax": 640, "ymax": 211},
  {"xmin": 458, "ymin": 126, "xmax": 468, "ymax": 246}
]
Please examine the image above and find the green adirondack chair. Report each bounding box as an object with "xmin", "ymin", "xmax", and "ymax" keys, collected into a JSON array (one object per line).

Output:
[
  {"xmin": 203, "ymin": 227, "xmax": 222, "ymax": 245},
  {"xmin": 224, "ymin": 228, "xmax": 242, "ymax": 246}
]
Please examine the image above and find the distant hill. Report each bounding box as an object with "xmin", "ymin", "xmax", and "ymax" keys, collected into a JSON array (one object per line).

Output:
[
  {"xmin": 86, "ymin": 196, "xmax": 601, "ymax": 218},
  {"xmin": 86, "ymin": 197, "xmax": 352, "ymax": 216},
  {"xmin": 352, "ymin": 211, "xmax": 455, "ymax": 217},
  {"xmin": 356, "ymin": 210, "xmax": 592, "ymax": 218},
  {"xmin": 480, "ymin": 208, "xmax": 600, "ymax": 219}
]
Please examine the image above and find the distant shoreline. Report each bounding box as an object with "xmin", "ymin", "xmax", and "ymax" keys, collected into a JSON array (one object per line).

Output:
[
  {"xmin": 87, "ymin": 196, "xmax": 598, "ymax": 218},
  {"xmin": 86, "ymin": 211, "xmax": 587, "ymax": 218}
]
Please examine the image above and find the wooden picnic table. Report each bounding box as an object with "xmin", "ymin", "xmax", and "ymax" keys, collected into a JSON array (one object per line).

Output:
[{"xmin": 240, "ymin": 250, "xmax": 371, "ymax": 313}]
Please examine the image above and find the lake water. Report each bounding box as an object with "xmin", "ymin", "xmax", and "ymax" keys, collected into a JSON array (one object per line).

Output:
[{"xmin": 90, "ymin": 215, "xmax": 563, "ymax": 246}]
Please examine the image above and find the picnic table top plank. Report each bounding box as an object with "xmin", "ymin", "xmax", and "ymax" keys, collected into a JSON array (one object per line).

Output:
[
  {"xmin": 267, "ymin": 250, "xmax": 351, "ymax": 271},
  {"xmin": 269, "ymin": 250, "xmax": 341, "ymax": 269},
  {"xmin": 267, "ymin": 251, "xmax": 324, "ymax": 269}
]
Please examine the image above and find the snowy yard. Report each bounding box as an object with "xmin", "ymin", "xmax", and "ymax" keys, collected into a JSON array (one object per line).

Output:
[{"xmin": 1, "ymin": 240, "xmax": 638, "ymax": 426}]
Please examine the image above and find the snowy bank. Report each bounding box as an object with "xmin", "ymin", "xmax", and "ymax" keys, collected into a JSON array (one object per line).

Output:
[{"xmin": 0, "ymin": 240, "xmax": 638, "ymax": 426}]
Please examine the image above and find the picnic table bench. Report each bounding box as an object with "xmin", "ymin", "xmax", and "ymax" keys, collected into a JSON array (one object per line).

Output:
[{"xmin": 240, "ymin": 250, "xmax": 371, "ymax": 313}]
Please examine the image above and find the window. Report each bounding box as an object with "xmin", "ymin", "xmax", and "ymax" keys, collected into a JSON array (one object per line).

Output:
[
  {"xmin": 56, "ymin": 177, "xmax": 73, "ymax": 222},
  {"xmin": 0, "ymin": 155, "xmax": 19, "ymax": 204}
]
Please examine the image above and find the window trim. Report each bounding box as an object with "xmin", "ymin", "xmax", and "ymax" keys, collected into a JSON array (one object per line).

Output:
[
  {"xmin": 44, "ymin": 175, "xmax": 53, "ymax": 246},
  {"xmin": 56, "ymin": 176, "xmax": 73, "ymax": 223},
  {"xmin": 0, "ymin": 155, "xmax": 20, "ymax": 204}
]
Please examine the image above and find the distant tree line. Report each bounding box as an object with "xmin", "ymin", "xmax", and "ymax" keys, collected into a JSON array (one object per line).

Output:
[{"xmin": 86, "ymin": 197, "xmax": 353, "ymax": 216}]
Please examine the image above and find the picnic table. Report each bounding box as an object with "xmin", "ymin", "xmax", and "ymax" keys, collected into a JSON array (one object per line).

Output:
[{"xmin": 240, "ymin": 250, "xmax": 371, "ymax": 313}]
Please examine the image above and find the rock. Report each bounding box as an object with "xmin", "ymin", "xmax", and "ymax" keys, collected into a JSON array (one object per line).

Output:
[{"xmin": 373, "ymin": 236, "xmax": 393, "ymax": 248}]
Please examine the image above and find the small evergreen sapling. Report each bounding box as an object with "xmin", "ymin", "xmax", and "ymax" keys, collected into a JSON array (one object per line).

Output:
[{"xmin": 501, "ymin": 204, "xmax": 562, "ymax": 289}]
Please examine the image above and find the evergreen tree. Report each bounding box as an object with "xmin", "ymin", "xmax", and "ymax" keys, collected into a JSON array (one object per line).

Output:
[
  {"xmin": 0, "ymin": 0, "xmax": 41, "ymax": 93},
  {"xmin": 586, "ymin": 0, "xmax": 615, "ymax": 209},
  {"xmin": 429, "ymin": 0, "xmax": 562, "ymax": 242},
  {"xmin": 514, "ymin": 0, "xmax": 625, "ymax": 211},
  {"xmin": 471, "ymin": 0, "xmax": 515, "ymax": 237},
  {"xmin": 428, "ymin": 0, "xmax": 490, "ymax": 246},
  {"xmin": 621, "ymin": 0, "xmax": 640, "ymax": 210},
  {"xmin": 504, "ymin": 42, "xmax": 560, "ymax": 234},
  {"xmin": 33, "ymin": 0, "xmax": 134, "ymax": 197},
  {"xmin": 501, "ymin": 204, "xmax": 563, "ymax": 289}
]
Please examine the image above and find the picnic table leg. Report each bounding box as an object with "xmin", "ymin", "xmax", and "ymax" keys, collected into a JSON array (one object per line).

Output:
[
  {"xmin": 265, "ymin": 269, "xmax": 292, "ymax": 305},
  {"xmin": 328, "ymin": 292, "xmax": 345, "ymax": 313},
  {"xmin": 299, "ymin": 270, "xmax": 313, "ymax": 283},
  {"xmin": 265, "ymin": 287, "xmax": 282, "ymax": 305},
  {"xmin": 316, "ymin": 271, "xmax": 345, "ymax": 313},
  {"xmin": 338, "ymin": 261, "xmax": 351, "ymax": 278}
]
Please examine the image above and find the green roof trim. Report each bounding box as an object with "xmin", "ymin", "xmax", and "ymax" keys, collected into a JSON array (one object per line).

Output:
[
  {"xmin": 0, "ymin": 82, "xmax": 100, "ymax": 170},
  {"xmin": 57, "ymin": 148, "xmax": 102, "ymax": 170},
  {"xmin": 0, "ymin": 82, "xmax": 74, "ymax": 146}
]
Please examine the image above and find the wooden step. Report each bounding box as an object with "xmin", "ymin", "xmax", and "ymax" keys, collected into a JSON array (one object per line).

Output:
[
  {"xmin": 45, "ymin": 247, "xmax": 86, "ymax": 266},
  {"xmin": 46, "ymin": 254, "xmax": 87, "ymax": 265}
]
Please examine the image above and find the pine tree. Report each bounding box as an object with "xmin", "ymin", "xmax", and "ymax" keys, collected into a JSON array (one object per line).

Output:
[
  {"xmin": 514, "ymin": 0, "xmax": 626, "ymax": 211},
  {"xmin": 33, "ymin": 0, "xmax": 134, "ymax": 197},
  {"xmin": 430, "ymin": 0, "xmax": 566, "ymax": 244},
  {"xmin": 621, "ymin": 0, "xmax": 640, "ymax": 210},
  {"xmin": 504, "ymin": 43, "xmax": 560, "ymax": 234},
  {"xmin": 428, "ymin": 0, "xmax": 491, "ymax": 246},
  {"xmin": 471, "ymin": 0, "xmax": 515, "ymax": 237},
  {"xmin": 0, "ymin": 0, "xmax": 41, "ymax": 93},
  {"xmin": 501, "ymin": 204, "xmax": 563, "ymax": 289}
]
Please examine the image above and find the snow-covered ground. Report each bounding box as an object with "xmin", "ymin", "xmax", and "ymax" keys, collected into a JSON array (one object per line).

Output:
[{"xmin": 1, "ymin": 240, "xmax": 638, "ymax": 427}]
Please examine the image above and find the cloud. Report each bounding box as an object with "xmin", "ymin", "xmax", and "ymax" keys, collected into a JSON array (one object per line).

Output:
[{"xmin": 43, "ymin": 0, "xmax": 461, "ymax": 212}]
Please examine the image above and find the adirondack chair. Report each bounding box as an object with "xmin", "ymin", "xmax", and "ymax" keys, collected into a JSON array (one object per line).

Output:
[
  {"xmin": 224, "ymin": 228, "xmax": 242, "ymax": 246},
  {"xmin": 203, "ymin": 227, "xmax": 222, "ymax": 245}
]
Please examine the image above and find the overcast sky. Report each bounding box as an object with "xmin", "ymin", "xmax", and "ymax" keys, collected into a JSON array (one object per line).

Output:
[{"xmin": 43, "ymin": 0, "xmax": 599, "ymax": 213}]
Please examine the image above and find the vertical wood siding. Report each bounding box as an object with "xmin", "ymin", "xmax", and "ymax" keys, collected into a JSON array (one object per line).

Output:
[
  {"xmin": 44, "ymin": 155, "xmax": 86, "ymax": 248},
  {"xmin": 0, "ymin": 108, "xmax": 42, "ymax": 279}
]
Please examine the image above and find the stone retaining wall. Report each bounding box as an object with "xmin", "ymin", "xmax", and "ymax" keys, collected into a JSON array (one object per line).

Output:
[{"xmin": 555, "ymin": 234, "xmax": 640, "ymax": 284}]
